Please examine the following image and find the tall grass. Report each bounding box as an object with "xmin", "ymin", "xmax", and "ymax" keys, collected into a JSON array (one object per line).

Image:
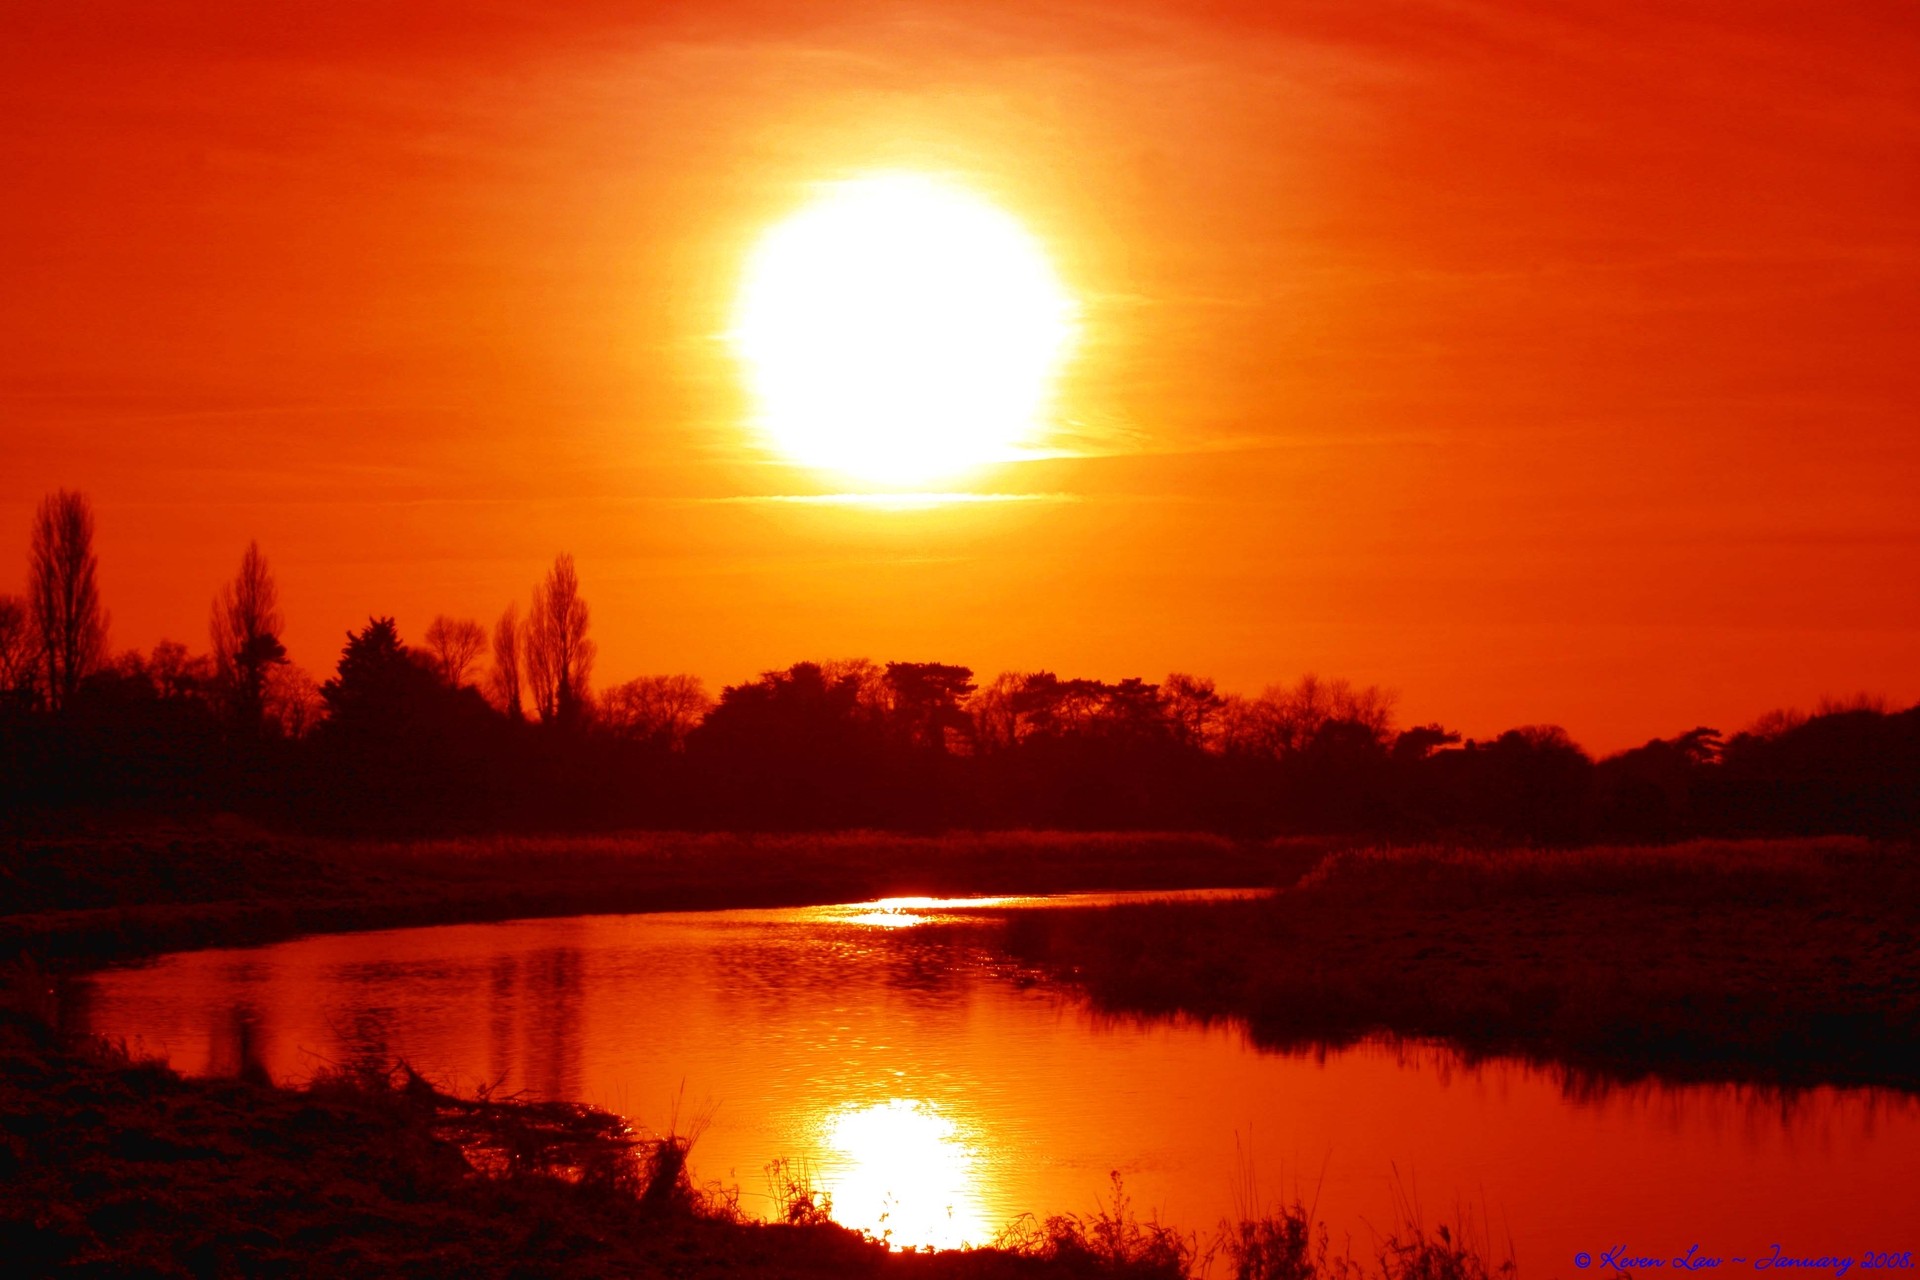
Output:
[
  {"xmin": 765, "ymin": 1156, "xmax": 836, "ymax": 1226},
  {"xmin": 991, "ymin": 1166, "xmax": 1518, "ymax": 1280},
  {"xmin": 997, "ymin": 1173, "xmax": 1200, "ymax": 1277}
]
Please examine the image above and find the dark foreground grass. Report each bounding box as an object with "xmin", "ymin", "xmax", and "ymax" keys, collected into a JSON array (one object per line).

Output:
[
  {"xmin": 0, "ymin": 1011, "xmax": 1512, "ymax": 1280},
  {"xmin": 0, "ymin": 1010, "xmax": 1045, "ymax": 1279},
  {"xmin": 945, "ymin": 839, "xmax": 1920, "ymax": 1089},
  {"xmin": 0, "ymin": 828, "xmax": 1331, "ymax": 969}
]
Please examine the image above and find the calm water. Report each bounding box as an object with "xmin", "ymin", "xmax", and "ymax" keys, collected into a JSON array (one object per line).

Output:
[{"xmin": 73, "ymin": 893, "xmax": 1920, "ymax": 1271}]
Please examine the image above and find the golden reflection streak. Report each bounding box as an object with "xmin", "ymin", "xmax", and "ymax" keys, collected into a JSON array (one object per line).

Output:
[
  {"xmin": 821, "ymin": 891, "xmax": 1271, "ymax": 930},
  {"xmin": 838, "ymin": 895, "xmax": 1024, "ymax": 928},
  {"xmin": 817, "ymin": 1098, "xmax": 992, "ymax": 1249}
]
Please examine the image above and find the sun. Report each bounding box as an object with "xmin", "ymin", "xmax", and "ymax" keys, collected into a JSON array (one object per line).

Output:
[{"xmin": 732, "ymin": 173, "xmax": 1076, "ymax": 487}]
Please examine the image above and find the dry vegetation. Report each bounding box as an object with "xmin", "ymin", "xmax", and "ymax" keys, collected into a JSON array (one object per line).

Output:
[
  {"xmin": 946, "ymin": 838, "xmax": 1920, "ymax": 1088},
  {"xmin": 0, "ymin": 1005, "xmax": 1518, "ymax": 1280},
  {"xmin": 0, "ymin": 1009, "xmax": 1031, "ymax": 1278}
]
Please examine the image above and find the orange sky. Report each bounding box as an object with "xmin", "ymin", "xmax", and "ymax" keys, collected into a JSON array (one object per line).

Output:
[{"xmin": 3, "ymin": 1, "xmax": 1917, "ymax": 753}]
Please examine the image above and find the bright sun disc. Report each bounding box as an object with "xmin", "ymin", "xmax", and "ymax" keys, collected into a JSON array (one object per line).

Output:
[{"xmin": 732, "ymin": 174, "xmax": 1075, "ymax": 486}]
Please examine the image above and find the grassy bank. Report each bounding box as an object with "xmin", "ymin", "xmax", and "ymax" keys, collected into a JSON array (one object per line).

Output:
[
  {"xmin": 939, "ymin": 838, "xmax": 1920, "ymax": 1089},
  {"xmin": 1, "ymin": 1012, "xmax": 1512, "ymax": 1279},
  {"xmin": 0, "ymin": 828, "xmax": 1330, "ymax": 969},
  {"xmin": 0, "ymin": 1010, "xmax": 1055, "ymax": 1278}
]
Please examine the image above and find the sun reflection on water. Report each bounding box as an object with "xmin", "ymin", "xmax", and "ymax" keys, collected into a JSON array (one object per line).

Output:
[
  {"xmin": 820, "ymin": 889, "xmax": 1268, "ymax": 932},
  {"xmin": 818, "ymin": 1098, "xmax": 992, "ymax": 1249},
  {"xmin": 844, "ymin": 896, "xmax": 942, "ymax": 928}
]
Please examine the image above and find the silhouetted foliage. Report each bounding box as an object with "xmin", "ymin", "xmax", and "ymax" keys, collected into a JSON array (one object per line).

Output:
[
  {"xmin": 1423, "ymin": 725, "xmax": 1596, "ymax": 843},
  {"xmin": 689, "ymin": 662, "xmax": 888, "ymax": 828},
  {"xmin": 882, "ymin": 661, "xmax": 975, "ymax": 752},
  {"xmin": 310, "ymin": 618, "xmax": 506, "ymax": 829},
  {"xmin": 3, "ymin": 492, "xmax": 1916, "ymax": 839},
  {"xmin": 1710, "ymin": 703, "xmax": 1920, "ymax": 837}
]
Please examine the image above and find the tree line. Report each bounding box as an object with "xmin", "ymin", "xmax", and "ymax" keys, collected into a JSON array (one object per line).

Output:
[{"xmin": 3, "ymin": 490, "xmax": 1916, "ymax": 839}]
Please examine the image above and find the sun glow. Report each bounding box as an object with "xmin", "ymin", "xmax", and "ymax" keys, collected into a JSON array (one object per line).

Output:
[
  {"xmin": 819, "ymin": 1098, "xmax": 991, "ymax": 1248},
  {"xmin": 732, "ymin": 174, "xmax": 1076, "ymax": 487}
]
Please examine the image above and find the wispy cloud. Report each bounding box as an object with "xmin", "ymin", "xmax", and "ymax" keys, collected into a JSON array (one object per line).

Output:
[{"xmin": 700, "ymin": 491, "xmax": 1081, "ymax": 511}]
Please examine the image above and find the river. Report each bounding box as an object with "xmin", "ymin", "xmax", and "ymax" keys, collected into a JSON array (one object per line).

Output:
[{"xmin": 72, "ymin": 892, "xmax": 1920, "ymax": 1271}]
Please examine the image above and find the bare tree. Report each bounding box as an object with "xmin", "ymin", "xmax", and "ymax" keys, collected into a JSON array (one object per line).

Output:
[
  {"xmin": 1215, "ymin": 674, "xmax": 1396, "ymax": 759},
  {"xmin": 0, "ymin": 594, "xmax": 37, "ymax": 703},
  {"xmin": 264, "ymin": 663, "xmax": 324, "ymax": 739},
  {"xmin": 423, "ymin": 615, "xmax": 487, "ymax": 688},
  {"xmin": 29, "ymin": 490, "xmax": 108, "ymax": 711},
  {"xmin": 524, "ymin": 601, "xmax": 555, "ymax": 722},
  {"xmin": 489, "ymin": 603, "xmax": 525, "ymax": 721},
  {"xmin": 600, "ymin": 674, "xmax": 712, "ymax": 750},
  {"xmin": 209, "ymin": 541, "xmax": 286, "ymax": 733},
  {"xmin": 525, "ymin": 555, "xmax": 595, "ymax": 727}
]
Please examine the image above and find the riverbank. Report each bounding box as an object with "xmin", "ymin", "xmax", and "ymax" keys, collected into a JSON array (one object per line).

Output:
[
  {"xmin": 939, "ymin": 838, "xmax": 1920, "ymax": 1089},
  {"xmin": 0, "ymin": 1011, "xmax": 1511, "ymax": 1279},
  {"xmin": 11, "ymin": 832, "xmax": 1902, "ymax": 1274},
  {"xmin": 0, "ymin": 1010, "xmax": 1063, "ymax": 1277},
  {"xmin": 0, "ymin": 828, "xmax": 1330, "ymax": 970}
]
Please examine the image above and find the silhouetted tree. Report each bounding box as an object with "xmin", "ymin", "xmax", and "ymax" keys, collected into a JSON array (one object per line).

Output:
[
  {"xmin": 28, "ymin": 490, "xmax": 107, "ymax": 711},
  {"xmin": 1393, "ymin": 723, "xmax": 1461, "ymax": 762},
  {"xmin": 209, "ymin": 541, "xmax": 287, "ymax": 735},
  {"xmin": 0, "ymin": 594, "xmax": 36, "ymax": 706},
  {"xmin": 1011, "ymin": 672, "xmax": 1110, "ymax": 738},
  {"xmin": 1288, "ymin": 716, "xmax": 1393, "ymax": 828},
  {"xmin": 1596, "ymin": 726, "xmax": 1719, "ymax": 838},
  {"xmin": 314, "ymin": 617, "xmax": 505, "ymax": 828},
  {"xmin": 424, "ymin": 615, "xmax": 487, "ymax": 688},
  {"xmin": 691, "ymin": 662, "xmax": 885, "ymax": 826},
  {"xmin": 1098, "ymin": 677, "xmax": 1168, "ymax": 742},
  {"xmin": 1711, "ymin": 701, "xmax": 1920, "ymax": 835},
  {"xmin": 3, "ymin": 501, "xmax": 1912, "ymax": 838},
  {"xmin": 967, "ymin": 671, "xmax": 1026, "ymax": 754},
  {"xmin": 147, "ymin": 639, "xmax": 214, "ymax": 702},
  {"xmin": 883, "ymin": 662, "xmax": 975, "ymax": 752},
  {"xmin": 526, "ymin": 555, "xmax": 594, "ymax": 728},
  {"xmin": 600, "ymin": 674, "xmax": 711, "ymax": 750},
  {"xmin": 264, "ymin": 663, "xmax": 325, "ymax": 738},
  {"xmin": 1163, "ymin": 673, "xmax": 1225, "ymax": 748},
  {"xmin": 490, "ymin": 603, "xmax": 524, "ymax": 721},
  {"xmin": 320, "ymin": 618, "xmax": 424, "ymax": 737},
  {"xmin": 1440, "ymin": 724, "xmax": 1596, "ymax": 843},
  {"xmin": 1267, "ymin": 675, "xmax": 1394, "ymax": 755}
]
